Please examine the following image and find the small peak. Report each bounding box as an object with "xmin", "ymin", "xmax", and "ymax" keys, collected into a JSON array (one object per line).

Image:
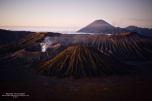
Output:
[
  {"xmin": 93, "ymin": 19, "xmax": 108, "ymax": 23},
  {"xmin": 89, "ymin": 19, "xmax": 114, "ymax": 27},
  {"xmin": 126, "ymin": 26, "xmax": 138, "ymax": 29}
]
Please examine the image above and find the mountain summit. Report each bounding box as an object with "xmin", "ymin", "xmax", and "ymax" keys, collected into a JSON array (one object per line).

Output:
[
  {"xmin": 89, "ymin": 20, "xmax": 114, "ymax": 28},
  {"xmin": 78, "ymin": 19, "xmax": 115, "ymax": 34}
]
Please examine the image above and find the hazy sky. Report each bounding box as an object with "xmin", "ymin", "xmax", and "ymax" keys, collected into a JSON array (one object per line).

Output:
[{"xmin": 0, "ymin": 0, "xmax": 152, "ymax": 30}]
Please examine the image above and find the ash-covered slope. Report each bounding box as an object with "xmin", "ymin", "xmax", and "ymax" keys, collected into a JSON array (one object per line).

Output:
[
  {"xmin": 38, "ymin": 45, "xmax": 131, "ymax": 78},
  {"xmin": 0, "ymin": 32, "xmax": 46, "ymax": 57},
  {"xmin": 87, "ymin": 32, "xmax": 152, "ymax": 60}
]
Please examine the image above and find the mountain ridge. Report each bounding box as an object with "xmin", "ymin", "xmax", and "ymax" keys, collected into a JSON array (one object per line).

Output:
[{"xmin": 78, "ymin": 19, "xmax": 152, "ymax": 36}]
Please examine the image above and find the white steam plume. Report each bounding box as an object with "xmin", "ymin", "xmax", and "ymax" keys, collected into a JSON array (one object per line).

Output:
[{"xmin": 40, "ymin": 36, "xmax": 60, "ymax": 52}]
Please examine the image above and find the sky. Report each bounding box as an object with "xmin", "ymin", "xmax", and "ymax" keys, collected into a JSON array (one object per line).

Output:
[{"xmin": 0, "ymin": 0, "xmax": 152, "ymax": 31}]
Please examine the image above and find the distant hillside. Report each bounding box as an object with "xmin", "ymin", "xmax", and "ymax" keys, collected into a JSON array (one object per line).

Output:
[{"xmin": 126, "ymin": 26, "xmax": 152, "ymax": 36}]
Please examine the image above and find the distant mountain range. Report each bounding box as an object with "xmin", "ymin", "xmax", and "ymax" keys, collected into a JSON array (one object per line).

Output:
[{"xmin": 78, "ymin": 19, "xmax": 152, "ymax": 36}]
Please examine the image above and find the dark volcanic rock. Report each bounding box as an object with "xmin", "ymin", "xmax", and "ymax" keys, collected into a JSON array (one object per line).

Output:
[{"xmin": 0, "ymin": 29, "xmax": 31, "ymax": 45}]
